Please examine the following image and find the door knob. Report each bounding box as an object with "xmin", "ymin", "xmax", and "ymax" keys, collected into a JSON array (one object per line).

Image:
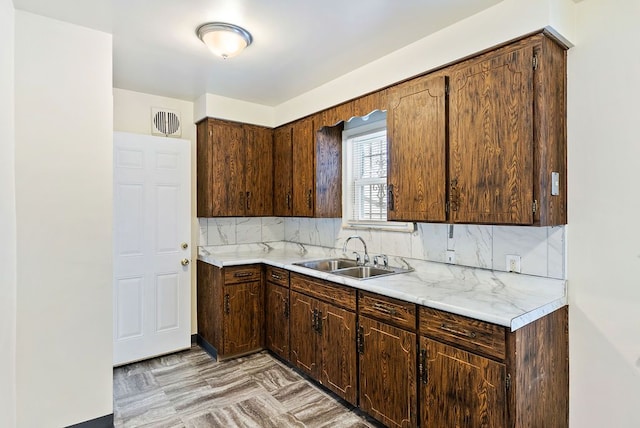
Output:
[
  {"xmin": 181, "ymin": 258, "xmax": 190, "ymax": 266},
  {"xmin": 181, "ymin": 242, "xmax": 188, "ymax": 250}
]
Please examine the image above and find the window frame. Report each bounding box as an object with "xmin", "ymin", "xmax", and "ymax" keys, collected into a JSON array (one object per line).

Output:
[{"xmin": 341, "ymin": 118, "xmax": 414, "ymax": 233}]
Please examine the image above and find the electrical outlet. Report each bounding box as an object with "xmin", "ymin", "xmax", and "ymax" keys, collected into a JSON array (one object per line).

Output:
[
  {"xmin": 506, "ymin": 255, "xmax": 521, "ymax": 273},
  {"xmin": 446, "ymin": 250, "xmax": 456, "ymax": 264}
]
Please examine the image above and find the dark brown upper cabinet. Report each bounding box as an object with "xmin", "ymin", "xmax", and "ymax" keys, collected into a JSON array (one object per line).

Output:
[
  {"xmin": 387, "ymin": 74, "xmax": 447, "ymax": 222},
  {"xmin": 274, "ymin": 116, "xmax": 342, "ymax": 218},
  {"xmin": 273, "ymin": 125, "xmax": 293, "ymax": 216},
  {"xmin": 448, "ymin": 33, "xmax": 566, "ymax": 225},
  {"xmin": 196, "ymin": 118, "xmax": 273, "ymax": 217}
]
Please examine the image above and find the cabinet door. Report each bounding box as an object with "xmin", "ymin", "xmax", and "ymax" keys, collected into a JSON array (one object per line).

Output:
[
  {"xmin": 273, "ymin": 125, "xmax": 293, "ymax": 216},
  {"xmin": 449, "ymin": 45, "xmax": 534, "ymax": 224},
  {"xmin": 420, "ymin": 337, "xmax": 506, "ymax": 428},
  {"xmin": 314, "ymin": 125, "xmax": 342, "ymax": 218},
  {"xmin": 223, "ymin": 280, "xmax": 263, "ymax": 355},
  {"xmin": 244, "ymin": 125, "xmax": 273, "ymax": 216},
  {"xmin": 196, "ymin": 120, "xmax": 213, "ymax": 217},
  {"xmin": 359, "ymin": 316, "xmax": 417, "ymax": 428},
  {"xmin": 265, "ymin": 281, "xmax": 290, "ymax": 361},
  {"xmin": 292, "ymin": 117, "xmax": 315, "ymax": 217},
  {"xmin": 387, "ymin": 74, "xmax": 447, "ymax": 222},
  {"xmin": 317, "ymin": 302, "xmax": 357, "ymax": 405},
  {"xmin": 209, "ymin": 119, "xmax": 246, "ymax": 216},
  {"xmin": 289, "ymin": 291, "xmax": 317, "ymax": 376}
]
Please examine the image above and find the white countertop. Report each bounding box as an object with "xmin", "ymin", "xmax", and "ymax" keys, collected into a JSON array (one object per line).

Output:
[{"xmin": 198, "ymin": 242, "xmax": 567, "ymax": 331}]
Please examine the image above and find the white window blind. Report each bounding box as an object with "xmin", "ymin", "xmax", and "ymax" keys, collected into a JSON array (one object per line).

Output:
[
  {"xmin": 342, "ymin": 116, "xmax": 414, "ymax": 232},
  {"xmin": 349, "ymin": 129, "xmax": 388, "ymax": 221}
]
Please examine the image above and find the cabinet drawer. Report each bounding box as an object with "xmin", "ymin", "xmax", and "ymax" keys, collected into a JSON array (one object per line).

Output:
[
  {"xmin": 358, "ymin": 291, "xmax": 417, "ymax": 331},
  {"xmin": 419, "ymin": 307, "xmax": 506, "ymax": 360},
  {"xmin": 265, "ymin": 266, "xmax": 289, "ymax": 287},
  {"xmin": 290, "ymin": 273, "xmax": 356, "ymax": 311},
  {"xmin": 224, "ymin": 265, "xmax": 262, "ymax": 284}
]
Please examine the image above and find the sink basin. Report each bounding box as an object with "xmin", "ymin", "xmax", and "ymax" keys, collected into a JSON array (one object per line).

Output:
[
  {"xmin": 334, "ymin": 266, "xmax": 396, "ymax": 279},
  {"xmin": 293, "ymin": 258, "xmax": 412, "ymax": 280},
  {"xmin": 294, "ymin": 258, "xmax": 359, "ymax": 271}
]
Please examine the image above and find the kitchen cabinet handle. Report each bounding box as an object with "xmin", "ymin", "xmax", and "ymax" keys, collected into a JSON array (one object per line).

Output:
[
  {"xmin": 450, "ymin": 179, "xmax": 459, "ymax": 212},
  {"xmin": 388, "ymin": 184, "xmax": 395, "ymax": 211},
  {"xmin": 224, "ymin": 294, "xmax": 230, "ymax": 315},
  {"xmin": 239, "ymin": 191, "xmax": 246, "ymax": 212},
  {"xmin": 234, "ymin": 271, "xmax": 254, "ymax": 278},
  {"xmin": 312, "ymin": 309, "xmax": 318, "ymax": 332},
  {"xmin": 283, "ymin": 297, "xmax": 289, "ymax": 319},
  {"xmin": 419, "ymin": 349, "xmax": 428, "ymax": 384},
  {"xmin": 271, "ymin": 273, "xmax": 282, "ymax": 280},
  {"xmin": 439, "ymin": 322, "xmax": 477, "ymax": 339},
  {"xmin": 316, "ymin": 310, "xmax": 322, "ymax": 334},
  {"xmin": 307, "ymin": 189, "xmax": 313, "ymax": 210},
  {"xmin": 246, "ymin": 191, "xmax": 251, "ymax": 211},
  {"xmin": 357, "ymin": 324, "xmax": 365, "ymax": 354},
  {"xmin": 373, "ymin": 302, "xmax": 397, "ymax": 316}
]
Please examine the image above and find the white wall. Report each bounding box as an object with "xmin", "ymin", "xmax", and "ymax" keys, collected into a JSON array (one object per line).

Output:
[
  {"xmin": 15, "ymin": 12, "xmax": 114, "ymax": 427},
  {"xmin": 0, "ymin": 0, "xmax": 16, "ymax": 426},
  {"xmin": 194, "ymin": 92, "xmax": 275, "ymax": 126},
  {"xmin": 273, "ymin": 0, "xmax": 577, "ymax": 125},
  {"xmin": 113, "ymin": 88, "xmax": 199, "ymax": 335},
  {"xmin": 567, "ymin": 0, "xmax": 640, "ymax": 426}
]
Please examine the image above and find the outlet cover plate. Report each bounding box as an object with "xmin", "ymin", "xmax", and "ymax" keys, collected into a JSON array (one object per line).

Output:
[
  {"xmin": 506, "ymin": 255, "xmax": 521, "ymax": 273},
  {"xmin": 446, "ymin": 250, "xmax": 456, "ymax": 264}
]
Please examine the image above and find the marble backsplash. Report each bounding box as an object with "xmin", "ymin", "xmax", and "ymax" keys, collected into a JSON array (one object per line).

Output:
[{"xmin": 198, "ymin": 217, "xmax": 566, "ymax": 280}]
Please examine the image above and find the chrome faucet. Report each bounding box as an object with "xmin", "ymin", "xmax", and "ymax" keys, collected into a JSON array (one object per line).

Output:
[{"xmin": 343, "ymin": 235, "xmax": 369, "ymax": 266}]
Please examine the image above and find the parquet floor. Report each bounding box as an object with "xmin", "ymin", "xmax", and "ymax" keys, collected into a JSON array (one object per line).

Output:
[{"xmin": 113, "ymin": 346, "xmax": 380, "ymax": 427}]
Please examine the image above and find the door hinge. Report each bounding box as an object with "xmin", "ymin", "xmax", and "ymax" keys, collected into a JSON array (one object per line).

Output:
[
  {"xmin": 533, "ymin": 199, "xmax": 538, "ymax": 214},
  {"xmin": 532, "ymin": 55, "xmax": 539, "ymax": 70},
  {"xmin": 506, "ymin": 373, "xmax": 512, "ymax": 390}
]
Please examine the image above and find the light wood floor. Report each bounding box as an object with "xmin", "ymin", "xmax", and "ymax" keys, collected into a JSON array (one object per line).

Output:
[{"xmin": 113, "ymin": 346, "xmax": 380, "ymax": 427}]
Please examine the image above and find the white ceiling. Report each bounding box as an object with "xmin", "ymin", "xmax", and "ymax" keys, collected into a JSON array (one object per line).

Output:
[{"xmin": 13, "ymin": 0, "xmax": 502, "ymax": 105}]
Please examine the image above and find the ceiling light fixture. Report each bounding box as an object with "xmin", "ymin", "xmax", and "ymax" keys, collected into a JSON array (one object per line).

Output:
[{"xmin": 196, "ymin": 22, "xmax": 253, "ymax": 59}]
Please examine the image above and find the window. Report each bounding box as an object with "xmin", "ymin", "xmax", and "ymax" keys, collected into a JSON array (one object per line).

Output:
[{"xmin": 342, "ymin": 113, "xmax": 414, "ymax": 232}]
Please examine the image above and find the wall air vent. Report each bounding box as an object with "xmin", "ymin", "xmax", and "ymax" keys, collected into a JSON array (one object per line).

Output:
[{"xmin": 151, "ymin": 108, "xmax": 181, "ymax": 137}]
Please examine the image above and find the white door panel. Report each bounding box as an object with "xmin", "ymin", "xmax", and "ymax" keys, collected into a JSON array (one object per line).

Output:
[{"xmin": 113, "ymin": 132, "xmax": 191, "ymax": 366}]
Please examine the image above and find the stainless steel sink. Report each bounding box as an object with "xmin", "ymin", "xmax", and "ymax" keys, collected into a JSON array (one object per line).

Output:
[
  {"xmin": 293, "ymin": 258, "xmax": 412, "ymax": 280},
  {"xmin": 294, "ymin": 258, "xmax": 359, "ymax": 271}
]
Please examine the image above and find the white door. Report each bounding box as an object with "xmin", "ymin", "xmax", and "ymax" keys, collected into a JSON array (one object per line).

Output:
[{"xmin": 113, "ymin": 131, "xmax": 191, "ymax": 366}]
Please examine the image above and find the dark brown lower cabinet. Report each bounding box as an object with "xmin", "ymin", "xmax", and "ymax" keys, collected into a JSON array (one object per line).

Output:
[
  {"xmin": 420, "ymin": 337, "xmax": 506, "ymax": 428},
  {"xmin": 223, "ymin": 280, "xmax": 263, "ymax": 355},
  {"xmin": 289, "ymin": 285, "xmax": 357, "ymax": 405},
  {"xmin": 265, "ymin": 281, "xmax": 290, "ymax": 360},
  {"xmin": 197, "ymin": 262, "xmax": 263, "ymax": 359},
  {"xmin": 358, "ymin": 316, "xmax": 417, "ymax": 428}
]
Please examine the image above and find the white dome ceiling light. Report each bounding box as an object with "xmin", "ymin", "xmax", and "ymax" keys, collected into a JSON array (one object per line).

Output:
[{"xmin": 196, "ymin": 22, "xmax": 253, "ymax": 59}]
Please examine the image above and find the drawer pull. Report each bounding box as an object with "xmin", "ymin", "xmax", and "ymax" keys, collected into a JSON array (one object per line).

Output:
[
  {"xmin": 440, "ymin": 323, "xmax": 477, "ymax": 339},
  {"xmin": 271, "ymin": 273, "xmax": 283, "ymax": 280},
  {"xmin": 234, "ymin": 271, "xmax": 254, "ymax": 278},
  {"xmin": 373, "ymin": 302, "xmax": 397, "ymax": 316}
]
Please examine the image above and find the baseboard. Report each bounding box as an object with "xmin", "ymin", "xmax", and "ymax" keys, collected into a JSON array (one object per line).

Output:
[
  {"xmin": 196, "ymin": 334, "xmax": 218, "ymax": 360},
  {"xmin": 66, "ymin": 413, "xmax": 114, "ymax": 428}
]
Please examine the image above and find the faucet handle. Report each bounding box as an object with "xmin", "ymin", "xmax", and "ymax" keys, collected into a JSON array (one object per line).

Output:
[
  {"xmin": 373, "ymin": 255, "xmax": 379, "ymax": 267},
  {"xmin": 380, "ymin": 254, "xmax": 389, "ymax": 268}
]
